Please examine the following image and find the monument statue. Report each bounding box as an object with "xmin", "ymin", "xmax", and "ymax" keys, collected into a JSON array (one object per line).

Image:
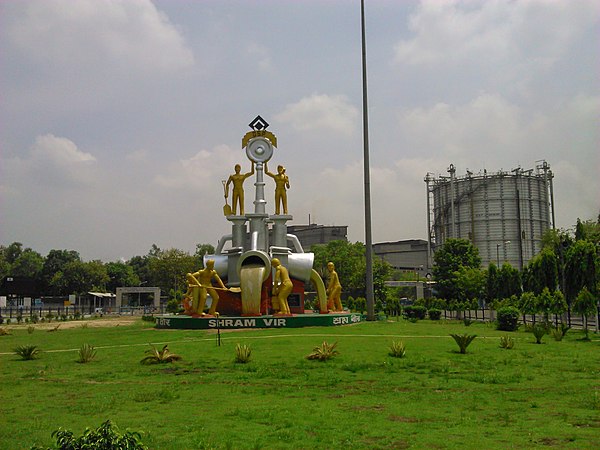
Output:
[
  {"xmin": 265, "ymin": 162, "xmax": 290, "ymax": 215},
  {"xmin": 225, "ymin": 163, "xmax": 254, "ymax": 215},
  {"xmin": 326, "ymin": 262, "xmax": 343, "ymax": 312},
  {"xmin": 185, "ymin": 259, "xmax": 226, "ymax": 316},
  {"xmin": 271, "ymin": 258, "xmax": 293, "ymax": 315}
]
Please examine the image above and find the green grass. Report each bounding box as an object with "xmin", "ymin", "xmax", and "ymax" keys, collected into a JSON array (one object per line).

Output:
[{"xmin": 1, "ymin": 319, "xmax": 598, "ymax": 449}]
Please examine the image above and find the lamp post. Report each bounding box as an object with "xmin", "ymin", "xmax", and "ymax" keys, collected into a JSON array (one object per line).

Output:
[{"xmin": 496, "ymin": 241, "xmax": 511, "ymax": 267}]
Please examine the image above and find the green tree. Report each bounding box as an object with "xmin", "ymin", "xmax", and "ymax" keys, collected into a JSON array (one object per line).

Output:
[
  {"xmin": 106, "ymin": 261, "xmax": 140, "ymax": 292},
  {"xmin": 50, "ymin": 260, "xmax": 108, "ymax": 295},
  {"xmin": 41, "ymin": 249, "xmax": 81, "ymax": 294},
  {"xmin": 433, "ymin": 238, "xmax": 482, "ymax": 302},
  {"xmin": 519, "ymin": 291, "xmax": 538, "ymax": 323},
  {"xmin": 0, "ymin": 246, "xmax": 10, "ymax": 280},
  {"xmin": 312, "ymin": 240, "xmax": 392, "ymax": 303},
  {"xmin": 4, "ymin": 242, "xmax": 23, "ymax": 264},
  {"xmin": 147, "ymin": 248, "xmax": 199, "ymax": 294},
  {"xmin": 549, "ymin": 290, "xmax": 568, "ymax": 326},
  {"xmin": 564, "ymin": 240, "xmax": 599, "ymax": 302},
  {"xmin": 485, "ymin": 263, "xmax": 500, "ymax": 303},
  {"xmin": 454, "ymin": 266, "xmax": 485, "ymax": 304},
  {"xmin": 195, "ymin": 243, "xmax": 216, "ymax": 259},
  {"xmin": 10, "ymin": 248, "xmax": 44, "ymax": 278},
  {"xmin": 498, "ymin": 263, "xmax": 522, "ymax": 299},
  {"xmin": 128, "ymin": 255, "xmax": 151, "ymax": 285},
  {"xmin": 572, "ymin": 287, "xmax": 597, "ymax": 339},
  {"xmin": 524, "ymin": 247, "xmax": 558, "ymax": 294}
]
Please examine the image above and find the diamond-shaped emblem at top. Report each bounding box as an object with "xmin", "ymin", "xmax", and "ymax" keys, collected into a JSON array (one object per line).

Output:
[{"xmin": 249, "ymin": 115, "xmax": 269, "ymax": 131}]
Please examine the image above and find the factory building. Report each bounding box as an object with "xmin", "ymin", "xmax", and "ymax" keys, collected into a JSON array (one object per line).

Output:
[
  {"xmin": 425, "ymin": 162, "xmax": 555, "ymax": 270},
  {"xmin": 286, "ymin": 224, "xmax": 348, "ymax": 251}
]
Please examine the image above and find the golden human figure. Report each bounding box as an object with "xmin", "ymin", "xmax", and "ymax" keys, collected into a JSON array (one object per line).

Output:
[
  {"xmin": 265, "ymin": 162, "xmax": 290, "ymax": 215},
  {"xmin": 225, "ymin": 163, "xmax": 254, "ymax": 215},
  {"xmin": 271, "ymin": 258, "xmax": 293, "ymax": 315},
  {"xmin": 186, "ymin": 259, "xmax": 226, "ymax": 316},
  {"xmin": 326, "ymin": 262, "xmax": 343, "ymax": 312}
]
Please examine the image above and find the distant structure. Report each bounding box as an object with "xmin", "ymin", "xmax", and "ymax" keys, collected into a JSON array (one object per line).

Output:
[
  {"xmin": 425, "ymin": 162, "xmax": 555, "ymax": 270},
  {"xmin": 373, "ymin": 239, "xmax": 429, "ymax": 276},
  {"xmin": 287, "ymin": 224, "xmax": 348, "ymax": 251}
]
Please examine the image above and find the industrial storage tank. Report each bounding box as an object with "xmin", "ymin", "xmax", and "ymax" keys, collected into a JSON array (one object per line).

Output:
[{"xmin": 425, "ymin": 162, "xmax": 555, "ymax": 270}]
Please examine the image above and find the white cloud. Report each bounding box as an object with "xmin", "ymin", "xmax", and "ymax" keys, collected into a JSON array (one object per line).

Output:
[
  {"xmin": 399, "ymin": 93, "xmax": 522, "ymax": 164},
  {"xmin": 155, "ymin": 144, "xmax": 242, "ymax": 190},
  {"xmin": 9, "ymin": 0, "xmax": 194, "ymax": 73},
  {"xmin": 3, "ymin": 134, "xmax": 98, "ymax": 190},
  {"xmin": 246, "ymin": 43, "xmax": 273, "ymax": 72},
  {"xmin": 275, "ymin": 94, "xmax": 359, "ymax": 137},
  {"xmin": 395, "ymin": 0, "xmax": 599, "ymax": 68}
]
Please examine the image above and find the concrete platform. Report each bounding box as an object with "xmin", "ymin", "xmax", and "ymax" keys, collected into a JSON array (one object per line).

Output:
[{"xmin": 154, "ymin": 312, "xmax": 364, "ymax": 330}]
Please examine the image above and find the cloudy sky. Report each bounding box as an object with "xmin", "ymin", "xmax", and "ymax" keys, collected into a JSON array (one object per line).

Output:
[{"xmin": 1, "ymin": 0, "xmax": 598, "ymax": 262}]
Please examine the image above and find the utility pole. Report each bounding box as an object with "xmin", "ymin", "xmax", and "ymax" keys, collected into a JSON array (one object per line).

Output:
[{"xmin": 361, "ymin": 0, "xmax": 375, "ymax": 320}]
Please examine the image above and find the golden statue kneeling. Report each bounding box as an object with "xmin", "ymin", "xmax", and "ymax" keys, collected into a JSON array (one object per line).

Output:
[
  {"xmin": 326, "ymin": 262, "xmax": 343, "ymax": 312},
  {"xmin": 271, "ymin": 258, "xmax": 293, "ymax": 315},
  {"xmin": 183, "ymin": 259, "xmax": 226, "ymax": 316}
]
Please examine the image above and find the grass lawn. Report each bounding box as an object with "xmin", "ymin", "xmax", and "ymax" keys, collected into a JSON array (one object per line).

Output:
[{"xmin": 0, "ymin": 318, "xmax": 598, "ymax": 449}]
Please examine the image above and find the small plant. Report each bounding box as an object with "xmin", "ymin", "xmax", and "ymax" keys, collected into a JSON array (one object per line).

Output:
[
  {"xmin": 14, "ymin": 345, "xmax": 40, "ymax": 360},
  {"xmin": 33, "ymin": 420, "xmax": 146, "ymax": 450},
  {"xmin": 31, "ymin": 315, "xmax": 38, "ymax": 324},
  {"xmin": 27, "ymin": 325, "xmax": 35, "ymax": 334},
  {"xmin": 551, "ymin": 323, "xmax": 570, "ymax": 341},
  {"xmin": 428, "ymin": 308, "xmax": 442, "ymax": 320},
  {"xmin": 45, "ymin": 313, "xmax": 54, "ymax": 323},
  {"xmin": 306, "ymin": 341, "xmax": 339, "ymax": 361},
  {"xmin": 77, "ymin": 344, "xmax": 97, "ymax": 363},
  {"xmin": 80, "ymin": 322, "xmax": 89, "ymax": 329},
  {"xmin": 388, "ymin": 341, "xmax": 406, "ymax": 358},
  {"xmin": 234, "ymin": 343, "xmax": 252, "ymax": 364},
  {"xmin": 499, "ymin": 335, "xmax": 515, "ymax": 349},
  {"xmin": 463, "ymin": 318, "xmax": 473, "ymax": 327},
  {"xmin": 140, "ymin": 344, "xmax": 182, "ymax": 364},
  {"xmin": 450, "ymin": 334, "xmax": 477, "ymax": 354},
  {"xmin": 0, "ymin": 327, "xmax": 11, "ymax": 336},
  {"xmin": 16, "ymin": 315, "xmax": 23, "ymax": 324},
  {"xmin": 532, "ymin": 323, "xmax": 546, "ymax": 344}
]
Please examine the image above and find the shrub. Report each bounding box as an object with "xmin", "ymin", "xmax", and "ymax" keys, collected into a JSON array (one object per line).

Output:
[
  {"xmin": 428, "ymin": 309, "xmax": 442, "ymax": 320},
  {"xmin": 306, "ymin": 341, "xmax": 339, "ymax": 361},
  {"xmin": 141, "ymin": 315, "xmax": 155, "ymax": 322},
  {"xmin": 234, "ymin": 344, "xmax": 252, "ymax": 364},
  {"xmin": 27, "ymin": 326, "xmax": 35, "ymax": 334},
  {"xmin": 77, "ymin": 344, "xmax": 97, "ymax": 363},
  {"xmin": 551, "ymin": 323, "xmax": 570, "ymax": 341},
  {"xmin": 403, "ymin": 305, "xmax": 427, "ymax": 320},
  {"xmin": 166, "ymin": 298, "xmax": 182, "ymax": 314},
  {"xmin": 496, "ymin": 306, "xmax": 520, "ymax": 331},
  {"xmin": 0, "ymin": 327, "xmax": 11, "ymax": 336},
  {"xmin": 532, "ymin": 324, "xmax": 546, "ymax": 344},
  {"xmin": 32, "ymin": 420, "xmax": 146, "ymax": 450},
  {"xmin": 388, "ymin": 341, "xmax": 406, "ymax": 358},
  {"xmin": 450, "ymin": 334, "xmax": 477, "ymax": 354},
  {"xmin": 14, "ymin": 345, "xmax": 40, "ymax": 360},
  {"xmin": 140, "ymin": 344, "xmax": 182, "ymax": 364},
  {"xmin": 499, "ymin": 335, "xmax": 515, "ymax": 349},
  {"xmin": 463, "ymin": 318, "xmax": 474, "ymax": 327}
]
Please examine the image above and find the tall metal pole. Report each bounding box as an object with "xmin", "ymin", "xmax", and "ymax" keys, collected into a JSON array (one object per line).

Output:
[{"xmin": 361, "ymin": 0, "xmax": 375, "ymax": 320}]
